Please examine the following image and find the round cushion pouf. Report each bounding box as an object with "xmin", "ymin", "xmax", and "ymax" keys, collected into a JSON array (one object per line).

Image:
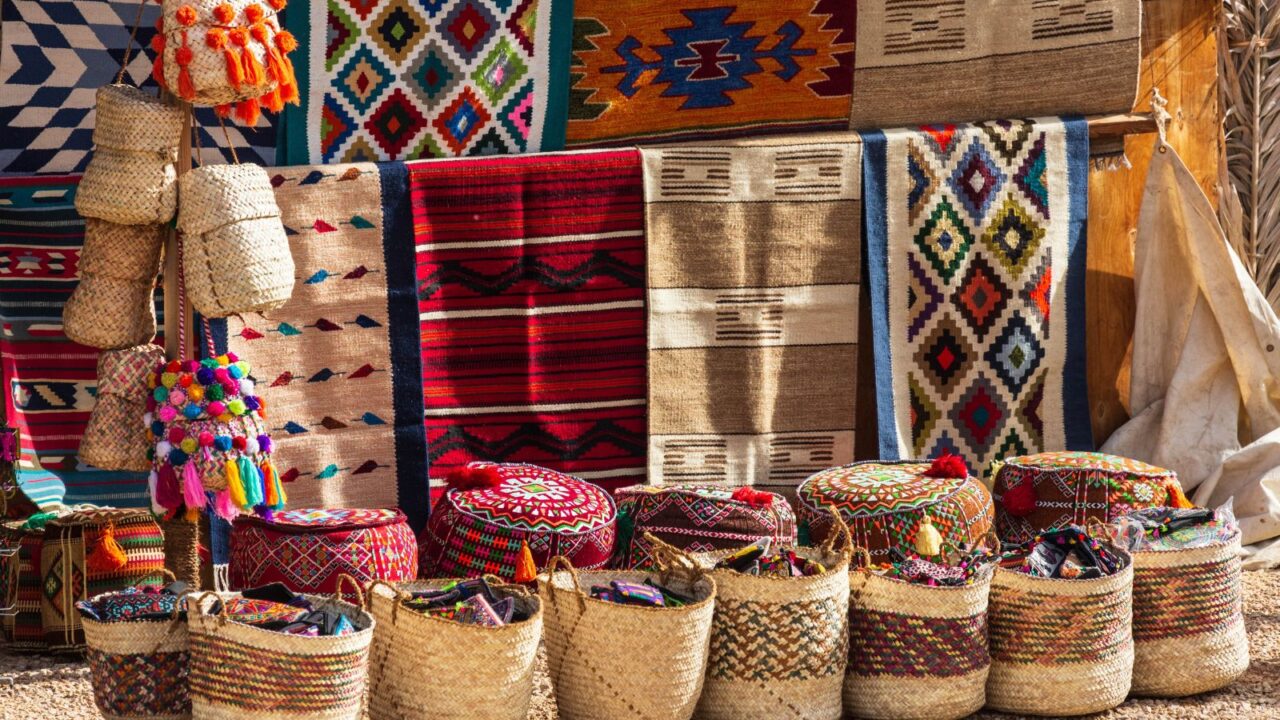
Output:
[
  {"xmin": 419, "ymin": 462, "xmax": 617, "ymax": 580},
  {"xmin": 612, "ymin": 484, "xmax": 796, "ymax": 569},
  {"xmin": 992, "ymin": 451, "xmax": 1191, "ymax": 544},
  {"xmin": 229, "ymin": 508, "xmax": 418, "ymax": 598},
  {"xmin": 797, "ymin": 460, "xmax": 994, "ymax": 561}
]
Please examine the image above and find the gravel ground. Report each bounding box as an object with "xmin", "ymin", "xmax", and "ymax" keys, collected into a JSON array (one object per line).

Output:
[{"xmin": 4, "ymin": 570, "xmax": 1277, "ymax": 720}]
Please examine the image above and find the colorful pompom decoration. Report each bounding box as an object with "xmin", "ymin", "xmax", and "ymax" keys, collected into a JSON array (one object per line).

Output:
[
  {"xmin": 730, "ymin": 485, "xmax": 775, "ymax": 508},
  {"xmin": 1002, "ymin": 480, "xmax": 1038, "ymax": 517},
  {"xmin": 923, "ymin": 450, "xmax": 969, "ymax": 479},
  {"xmin": 445, "ymin": 462, "xmax": 504, "ymax": 491},
  {"xmin": 146, "ymin": 353, "xmax": 283, "ymax": 522}
]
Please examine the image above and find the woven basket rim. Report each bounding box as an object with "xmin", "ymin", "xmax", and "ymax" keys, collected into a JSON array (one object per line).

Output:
[
  {"xmin": 371, "ymin": 579, "xmax": 544, "ymax": 634},
  {"xmin": 993, "ymin": 545, "xmax": 1134, "ymax": 586},
  {"xmin": 1129, "ymin": 527, "xmax": 1241, "ymax": 556},
  {"xmin": 189, "ymin": 591, "xmax": 375, "ymax": 641},
  {"xmin": 695, "ymin": 545, "xmax": 849, "ymax": 585},
  {"xmin": 541, "ymin": 568, "xmax": 716, "ymax": 614},
  {"xmin": 852, "ymin": 560, "xmax": 996, "ymax": 592}
]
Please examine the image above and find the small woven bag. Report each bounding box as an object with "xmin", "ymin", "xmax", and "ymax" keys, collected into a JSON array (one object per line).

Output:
[
  {"xmin": 155, "ymin": 0, "xmax": 298, "ymax": 124},
  {"xmin": 177, "ymin": 162, "xmax": 295, "ymax": 317},
  {"xmin": 186, "ymin": 580, "xmax": 374, "ymax": 720},
  {"xmin": 62, "ymin": 219, "xmax": 164, "ymax": 350},
  {"xmin": 76, "ymin": 85, "xmax": 183, "ymax": 226},
  {"xmin": 81, "ymin": 343, "xmax": 167, "ymax": 471},
  {"xmin": 366, "ymin": 577, "xmax": 544, "ymax": 719},
  {"xmin": 539, "ymin": 554, "xmax": 716, "ymax": 720}
]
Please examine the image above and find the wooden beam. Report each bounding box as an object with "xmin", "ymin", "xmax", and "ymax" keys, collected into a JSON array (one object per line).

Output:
[{"xmin": 1087, "ymin": 112, "xmax": 1158, "ymax": 139}]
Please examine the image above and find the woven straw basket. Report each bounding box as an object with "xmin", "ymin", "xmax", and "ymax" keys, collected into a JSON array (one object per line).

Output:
[
  {"xmin": 986, "ymin": 547, "xmax": 1134, "ymax": 716},
  {"xmin": 1130, "ymin": 530, "xmax": 1249, "ymax": 697},
  {"xmin": 160, "ymin": 517, "xmax": 202, "ymax": 590},
  {"xmin": 63, "ymin": 220, "xmax": 164, "ymax": 350},
  {"xmin": 845, "ymin": 551, "xmax": 993, "ymax": 720},
  {"xmin": 81, "ymin": 572, "xmax": 191, "ymax": 720},
  {"xmin": 76, "ymin": 85, "xmax": 181, "ymax": 226},
  {"xmin": 186, "ymin": 582, "xmax": 374, "ymax": 720},
  {"xmin": 688, "ymin": 520, "xmax": 851, "ymax": 720},
  {"xmin": 159, "ymin": 0, "xmax": 281, "ymax": 107},
  {"xmin": 81, "ymin": 344, "xmax": 165, "ymax": 471},
  {"xmin": 366, "ymin": 578, "xmax": 543, "ymax": 719},
  {"xmin": 539, "ymin": 555, "xmax": 716, "ymax": 720},
  {"xmin": 177, "ymin": 163, "xmax": 295, "ymax": 318}
]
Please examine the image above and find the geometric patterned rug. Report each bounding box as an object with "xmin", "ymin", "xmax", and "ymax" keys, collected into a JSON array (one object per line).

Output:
[
  {"xmin": 281, "ymin": 0, "xmax": 572, "ymax": 164},
  {"xmin": 566, "ymin": 0, "xmax": 855, "ymax": 147},
  {"xmin": 0, "ymin": 0, "xmax": 277, "ymax": 174},
  {"xmin": 0, "ymin": 175, "xmax": 153, "ymax": 507},
  {"xmin": 410, "ymin": 149, "xmax": 647, "ymax": 494},
  {"xmin": 863, "ymin": 118, "xmax": 1094, "ymax": 472}
]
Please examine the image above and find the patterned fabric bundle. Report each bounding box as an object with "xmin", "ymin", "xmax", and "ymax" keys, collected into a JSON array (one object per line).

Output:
[
  {"xmin": 367, "ymin": 579, "xmax": 543, "ymax": 719},
  {"xmin": 155, "ymin": 0, "xmax": 298, "ymax": 124},
  {"xmin": 186, "ymin": 589, "xmax": 374, "ymax": 719},
  {"xmin": 612, "ymin": 484, "xmax": 796, "ymax": 569},
  {"xmin": 412, "ymin": 150, "xmax": 646, "ymax": 490},
  {"xmin": 566, "ymin": 0, "xmax": 855, "ymax": 146},
  {"xmin": 81, "ymin": 344, "xmax": 167, "ymax": 472},
  {"xmin": 145, "ymin": 352, "xmax": 284, "ymax": 518},
  {"xmin": 986, "ymin": 544, "xmax": 1134, "ymax": 715},
  {"xmin": 62, "ymin": 220, "xmax": 165, "ymax": 350},
  {"xmin": 850, "ymin": 0, "xmax": 1141, "ymax": 128},
  {"xmin": 0, "ymin": 518, "xmax": 50, "ymax": 650},
  {"xmin": 214, "ymin": 163, "xmax": 428, "ymax": 526},
  {"xmin": 690, "ymin": 526, "xmax": 851, "ymax": 720},
  {"xmin": 797, "ymin": 460, "xmax": 994, "ymax": 562},
  {"xmin": 178, "ymin": 163, "xmax": 296, "ymax": 318},
  {"xmin": 846, "ymin": 557, "xmax": 995, "ymax": 720},
  {"xmin": 538, "ymin": 556, "xmax": 716, "ymax": 720},
  {"xmin": 39, "ymin": 509, "xmax": 167, "ymax": 650},
  {"xmin": 281, "ymin": 0, "xmax": 573, "ymax": 163},
  {"xmin": 81, "ymin": 586, "xmax": 191, "ymax": 720},
  {"xmin": 1129, "ymin": 528, "xmax": 1249, "ymax": 697},
  {"xmin": 418, "ymin": 462, "xmax": 618, "ymax": 580},
  {"xmin": 0, "ymin": 427, "xmax": 64, "ymax": 519},
  {"xmin": 229, "ymin": 508, "xmax": 418, "ymax": 598},
  {"xmin": 76, "ymin": 85, "xmax": 183, "ymax": 226},
  {"xmin": 864, "ymin": 118, "xmax": 1093, "ymax": 471},
  {"xmin": 644, "ymin": 136, "xmax": 862, "ymax": 489},
  {"xmin": 993, "ymin": 451, "xmax": 1192, "ymax": 544}
]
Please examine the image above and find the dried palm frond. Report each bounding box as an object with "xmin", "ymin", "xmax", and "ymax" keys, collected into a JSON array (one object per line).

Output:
[{"xmin": 1220, "ymin": 0, "xmax": 1280, "ymax": 309}]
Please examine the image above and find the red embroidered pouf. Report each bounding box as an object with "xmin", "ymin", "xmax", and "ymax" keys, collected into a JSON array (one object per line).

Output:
[
  {"xmin": 611, "ymin": 484, "xmax": 797, "ymax": 569},
  {"xmin": 418, "ymin": 462, "xmax": 617, "ymax": 580},
  {"xmin": 992, "ymin": 451, "xmax": 1193, "ymax": 544},
  {"xmin": 229, "ymin": 508, "xmax": 418, "ymax": 597},
  {"xmin": 797, "ymin": 459, "xmax": 994, "ymax": 561}
]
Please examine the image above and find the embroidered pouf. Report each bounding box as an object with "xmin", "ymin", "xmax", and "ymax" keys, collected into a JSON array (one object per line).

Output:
[
  {"xmin": 612, "ymin": 484, "xmax": 797, "ymax": 569},
  {"xmin": 39, "ymin": 509, "xmax": 167, "ymax": 650},
  {"xmin": 229, "ymin": 508, "xmax": 417, "ymax": 598},
  {"xmin": 796, "ymin": 459, "xmax": 994, "ymax": 561},
  {"xmin": 1, "ymin": 518, "xmax": 50, "ymax": 650},
  {"xmin": 992, "ymin": 451, "xmax": 1192, "ymax": 544},
  {"xmin": 418, "ymin": 462, "xmax": 617, "ymax": 580}
]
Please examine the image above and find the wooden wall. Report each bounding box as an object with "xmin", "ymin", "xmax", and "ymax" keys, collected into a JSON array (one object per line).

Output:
[{"xmin": 1086, "ymin": 0, "xmax": 1223, "ymax": 444}]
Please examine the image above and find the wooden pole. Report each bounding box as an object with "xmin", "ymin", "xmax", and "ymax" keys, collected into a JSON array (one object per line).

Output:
[{"xmin": 163, "ymin": 103, "xmax": 194, "ymax": 361}]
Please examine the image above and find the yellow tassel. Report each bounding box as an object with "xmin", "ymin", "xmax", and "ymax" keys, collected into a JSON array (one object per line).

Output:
[
  {"xmin": 86, "ymin": 525, "xmax": 128, "ymax": 573},
  {"xmin": 1167, "ymin": 481, "xmax": 1195, "ymax": 509},
  {"xmin": 914, "ymin": 514, "xmax": 943, "ymax": 557},
  {"xmin": 514, "ymin": 540, "xmax": 537, "ymax": 583},
  {"xmin": 226, "ymin": 460, "xmax": 248, "ymax": 509}
]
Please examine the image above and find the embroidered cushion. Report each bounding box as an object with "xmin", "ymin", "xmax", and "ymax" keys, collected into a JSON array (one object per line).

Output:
[
  {"xmin": 611, "ymin": 484, "xmax": 797, "ymax": 569},
  {"xmin": 418, "ymin": 462, "xmax": 617, "ymax": 580},
  {"xmin": 229, "ymin": 507, "xmax": 418, "ymax": 598},
  {"xmin": 796, "ymin": 460, "xmax": 994, "ymax": 561},
  {"xmin": 992, "ymin": 451, "xmax": 1189, "ymax": 544}
]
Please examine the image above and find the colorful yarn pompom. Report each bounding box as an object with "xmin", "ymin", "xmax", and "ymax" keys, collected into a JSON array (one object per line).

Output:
[
  {"xmin": 1003, "ymin": 481, "xmax": 1037, "ymax": 517},
  {"xmin": 446, "ymin": 463, "xmax": 503, "ymax": 491},
  {"xmin": 924, "ymin": 450, "xmax": 968, "ymax": 479},
  {"xmin": 212, "ymin": 2, "xmax": 235, "ymax": 24},
  {"xmin": 731, "ymin": 486, "xmax": 775, "ymax": 508},
  {"xmin": 175, "ymin": 5, "xmax": 198, "ymax": 26}
]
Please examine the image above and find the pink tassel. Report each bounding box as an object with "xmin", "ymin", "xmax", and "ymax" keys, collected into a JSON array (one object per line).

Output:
[
  {"xmin": 182, "ymin": 461, "xmax": 207, "ymax": 509},
  {"xmin": 213, "ymin": 490, "xmax": 240, "ymax": 521},
  {"xmin": 155, "ymin": 463, "xmax": 183, "ymax": 510}
]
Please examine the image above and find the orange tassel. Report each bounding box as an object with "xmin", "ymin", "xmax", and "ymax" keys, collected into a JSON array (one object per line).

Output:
[
  {"xmin": 152, "ymin": 55, "xmax": 167, "ymax": 89},
  {"xmin": 514, "ymin": 541, "xmax": 537, "ymax": 583},
  {"xmin": 241, "ymin": 42, "xmax": 265, "ymax": 87},
  {"xmin": 214, "ymin": 103, "xmax": 233, "ymax": 118},
  {"xmin": 207, "ymin": 29, "xmax": 243, "ymax": 90},
  {"xmin": 1167, "ymin": 481, "xmax": 1195, "ymax": 509},
  {"xmin": 260, "ymin": 87, "xmax": 283, "ymax": 113},
  {"xmin": 178, "ymin": 66, "xmax": 197, "ymax": 101},
  {"xmin": 273, "ymin": 33, "xmax": 300, "ymax": 105},
  {"xmin": 235, "ymin": 98, "xmax": 261, "ymax": 127},
  {"xmin": 86, "ymin": 525, "xmax": 128, "ymax": 573}
]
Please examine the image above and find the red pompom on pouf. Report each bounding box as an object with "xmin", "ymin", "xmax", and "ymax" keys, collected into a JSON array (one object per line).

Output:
[
  {"xmin": 418, "ymin": 462, "xmax": 617, "ymax": 580},
  {"xmin": 229, "ymin": 508, "xmax": 418, "ymax": 600},
  {"xmin": 993, "ymin": 451, "xmax": 1192, "ymax": 544}
]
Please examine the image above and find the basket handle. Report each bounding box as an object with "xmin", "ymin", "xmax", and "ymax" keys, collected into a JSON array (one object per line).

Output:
[
  {"xmin": 1086, "ymin": 517, "xmax": 1117, "ymax": 543},
  {"xmin": 819, "ymin": 507, "xmax": 853, "ymax": 562},
  {"xmin": 133, "ymin": 567, "xmax": 178, "ymax": 587},
  {"xmin": 115, "ymin": 0, "xmax": 149, "ymax": 86},
  {"xmin": 334, "ymin": 573, "xmax": 365, "ymax": 608},
  {"xmin": 642, "ymin": 532, "xmax": 704, "ymax": 588},
  {"xmin": 481, "ymin": 573, "xmax": 532, "ymax": 599},
  {"xmin": 188, "ymin": 590, "xmax": 225, "ymax": 624},
  {"xmin": 364, "ymin": 579, "xmax": 407, "ymax": 610},
  {"xmin": 542, "ymin": 555, "xmax": 587, "ymax": 613},
  {"xmin": 850, "ymin": 546, "xmax": 873, "ymax": 572}
]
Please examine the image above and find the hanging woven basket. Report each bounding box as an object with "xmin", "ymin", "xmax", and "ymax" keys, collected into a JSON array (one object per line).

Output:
[
  {"xmin": 81, "ymin": 344, "xmax": 166, "ymax": 471},
  {"xmin": 62, "ymin": 219, "xmax": 164, "ymax": 350},
  {"xmin": 76, "ymin": 84, "xmax": 183, "ymax": 226}
]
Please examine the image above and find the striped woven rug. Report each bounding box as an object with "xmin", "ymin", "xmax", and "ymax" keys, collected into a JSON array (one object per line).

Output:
[
  {"xmin": 0, "ymin": 175, "xmax": 152, "ymax": 507},
  {"xmin": 411, "ymin": 150, "xmax": 646, "ymax": 493}
]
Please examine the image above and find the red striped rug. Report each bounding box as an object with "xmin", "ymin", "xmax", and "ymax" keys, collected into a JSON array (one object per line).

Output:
[{"xmin": 411, "ymin": 150, "xmax": 646, "ymax": 494}]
